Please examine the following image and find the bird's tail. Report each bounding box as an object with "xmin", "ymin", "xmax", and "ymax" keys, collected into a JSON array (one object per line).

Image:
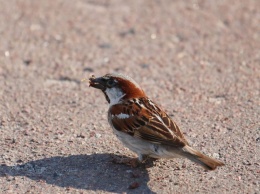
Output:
[{"xmin": 182, "ymin": 146, "xmax": 224, "ymax": 170}]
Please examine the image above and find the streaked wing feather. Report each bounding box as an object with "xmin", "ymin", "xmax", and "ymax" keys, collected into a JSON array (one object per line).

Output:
[
  {"xmin": 109, "ymin": 98, "xmax": 187, "ymax": 147},
  {"xmin": 139, "ymin": 98, "xmax": 188, "ymax": 142},
  {"xmin": 160, "ymin": 112, "xmax": 190, "ymax": 145}
]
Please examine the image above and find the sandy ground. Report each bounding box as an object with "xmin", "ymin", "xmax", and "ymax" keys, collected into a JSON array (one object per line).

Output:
[{"xmin": 0, "ymin": 0, "xmax": 259, "ymax": 193}]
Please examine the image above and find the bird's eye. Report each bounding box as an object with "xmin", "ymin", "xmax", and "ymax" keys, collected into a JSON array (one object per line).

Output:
[{"xmin": 106, "ymin": 79, "xmax": 116, "ymax": 87}]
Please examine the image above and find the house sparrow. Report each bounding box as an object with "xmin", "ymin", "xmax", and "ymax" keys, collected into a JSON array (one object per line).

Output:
[{"xmin": 88, "ymin": 73, "xmax": 224, "ymax": 170}]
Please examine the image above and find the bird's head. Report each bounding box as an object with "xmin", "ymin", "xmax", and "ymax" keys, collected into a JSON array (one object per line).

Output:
[{"xmin": 88, "ymin": 73, "xmax": 146, "ymax": 105}]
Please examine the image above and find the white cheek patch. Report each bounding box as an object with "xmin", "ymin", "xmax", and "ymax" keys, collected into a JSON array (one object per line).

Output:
[{"xmin": 105, "ymin": 87, "xmax": 125, "ymax": 106}]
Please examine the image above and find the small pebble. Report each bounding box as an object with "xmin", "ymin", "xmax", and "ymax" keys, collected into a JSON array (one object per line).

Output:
[
  {"xmin": 95, "ymin": 133, "xmax": 101, "ymax": 138},
  {"xmin": 128, "ymin": 182, "xmax": 139, "ymax": 189},
  {"xmin": 213, "ymin": 153, "xmax": 220, "ymax": 159}
]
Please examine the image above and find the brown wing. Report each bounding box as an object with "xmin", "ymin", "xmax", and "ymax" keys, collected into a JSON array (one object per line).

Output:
[
  {"xmin": 109, "ymin": 98, "xmax": 188, "ymax": 147},
  {"xmin": 139, "ymin": 98, "xmax": 189, "ymax": 145}
]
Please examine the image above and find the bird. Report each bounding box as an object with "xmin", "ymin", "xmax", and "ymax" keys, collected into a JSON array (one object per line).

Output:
[{"xmin": 87, "ymin": 73, "xmax": 224, "ymax": 170}]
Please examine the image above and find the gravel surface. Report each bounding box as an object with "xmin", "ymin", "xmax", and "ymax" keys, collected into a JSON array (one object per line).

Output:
[{"xmin": 0, "ymin": 0, "xmax": 259, "ymax": 193}]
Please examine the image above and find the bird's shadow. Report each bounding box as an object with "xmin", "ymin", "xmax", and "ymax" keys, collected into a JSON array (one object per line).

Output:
[{"xmin": 0, "ymin": 153, "xmax": 156, "ymax": 193}]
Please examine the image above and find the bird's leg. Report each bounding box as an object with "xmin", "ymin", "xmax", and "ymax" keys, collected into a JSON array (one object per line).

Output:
[{"xmin": 138, "ymin": 154, "xmax": 144, "ymax": 162}]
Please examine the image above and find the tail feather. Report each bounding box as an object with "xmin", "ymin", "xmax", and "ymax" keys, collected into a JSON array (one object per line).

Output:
[{"xmin": 182, "ymin": 146, "xmax": 224, "ymax": 170}]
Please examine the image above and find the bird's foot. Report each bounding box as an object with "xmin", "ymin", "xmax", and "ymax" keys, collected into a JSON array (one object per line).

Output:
[
  {"xmin": 111, "ymin": 155, "xmax": 139, "ymax": 168},
  {"xmin": 140, "ymin": 155, "xmax": 158, "ymax": 168}
]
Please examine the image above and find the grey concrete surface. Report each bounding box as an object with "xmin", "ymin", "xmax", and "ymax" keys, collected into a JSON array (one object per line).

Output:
[{"xmin": 0, "ymin": 0, "xmax": 259, "ymax": 193}]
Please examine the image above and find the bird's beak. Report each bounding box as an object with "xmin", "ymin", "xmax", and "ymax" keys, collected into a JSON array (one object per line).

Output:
[{"xmin": 88, "ymin": 75, "xmax": 106, "ymax": 91}]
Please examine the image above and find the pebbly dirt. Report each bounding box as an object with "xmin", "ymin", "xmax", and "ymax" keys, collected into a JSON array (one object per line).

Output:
[{"xmin": 0, "ymin": 0, "xmax": 259, "ymax": 193}]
